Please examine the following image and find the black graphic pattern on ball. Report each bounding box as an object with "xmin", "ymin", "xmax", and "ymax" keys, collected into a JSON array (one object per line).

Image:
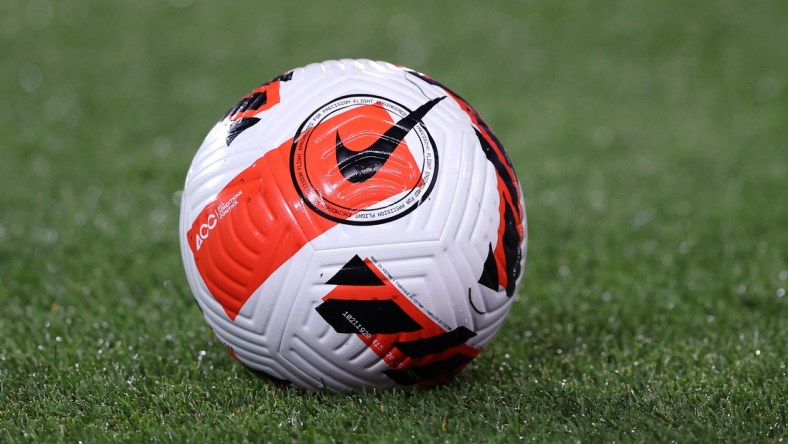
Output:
[
  {"xmin": 315, "ymin": 255, "xmax": 479, "ymax": 386},
  {"xmin": 224, "ymin": 71, "xmax": 293, "ymax": 146}
]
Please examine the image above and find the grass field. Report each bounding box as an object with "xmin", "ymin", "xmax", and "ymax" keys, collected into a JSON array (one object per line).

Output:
[{"xmin": 1, "ymin": 0, "xmax": 787, "ymax": 441}]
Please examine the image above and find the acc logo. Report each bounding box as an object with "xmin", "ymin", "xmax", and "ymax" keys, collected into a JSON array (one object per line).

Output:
[
  {"xmin": 192, "ymin": 190, "xmax": 242, "ymax": 251},
  {"xmin": 290, "ymin": 94, "xmax": 443, "ymax": 225},
  {"xmin": 194, "ymin": 213, "xmax": 217, "ymax": 251}
]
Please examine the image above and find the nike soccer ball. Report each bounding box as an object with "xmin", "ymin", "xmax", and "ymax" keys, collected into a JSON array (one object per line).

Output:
[{"xmin": 179, "ymin": 59, "xmax": 527, "ymax": 391}]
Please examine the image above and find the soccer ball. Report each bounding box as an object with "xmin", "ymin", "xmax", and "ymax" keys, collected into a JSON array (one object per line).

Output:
[{"xmin": 179, "ymin": 59, "xmax": 527, "ymax": 391}]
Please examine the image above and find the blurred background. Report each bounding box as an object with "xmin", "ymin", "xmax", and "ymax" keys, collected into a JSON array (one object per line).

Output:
[{"xmin": 1, "ymin": 0, "xmax": 786, "ymax": 440}]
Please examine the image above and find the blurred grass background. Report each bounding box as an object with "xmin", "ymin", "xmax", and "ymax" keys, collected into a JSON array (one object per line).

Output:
[{"xmin": 1, "ymin": 0, "xmax": 786, "ymax": 441}]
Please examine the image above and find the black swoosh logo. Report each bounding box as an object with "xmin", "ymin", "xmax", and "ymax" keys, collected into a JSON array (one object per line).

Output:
[{"xmin": 335, "ymin": 96, "xmax": 445, "ymax": 183}]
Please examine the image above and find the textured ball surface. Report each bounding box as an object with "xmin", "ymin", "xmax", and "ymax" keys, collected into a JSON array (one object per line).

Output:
[{"xmin": 179, "ymin": 59, "xmax": 527, "ymax": 391}]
